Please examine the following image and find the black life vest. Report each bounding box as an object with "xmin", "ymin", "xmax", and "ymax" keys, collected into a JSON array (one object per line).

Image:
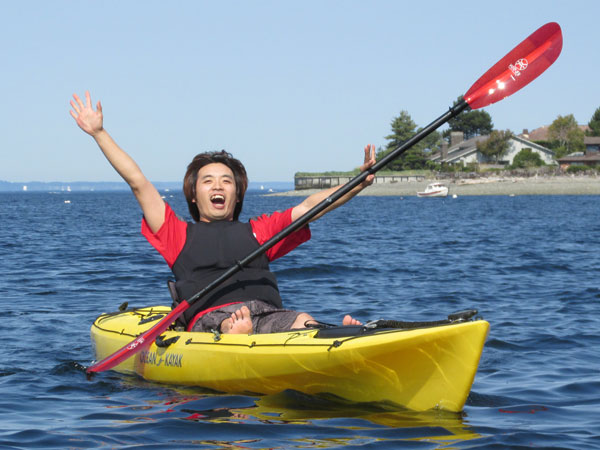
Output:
[{"xmin": 172, "ymin": 220, "xmax": 283, "ymax": 326}]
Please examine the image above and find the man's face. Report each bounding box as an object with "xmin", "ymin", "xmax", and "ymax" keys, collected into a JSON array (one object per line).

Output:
[{"xmin": 194, "ymin": 163, "xmax": 238, "ymax": 222}]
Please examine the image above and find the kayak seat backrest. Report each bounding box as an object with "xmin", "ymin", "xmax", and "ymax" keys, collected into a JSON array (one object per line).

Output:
[{"xmin": 167, "ymin": 279, "xmax": 180, "ymax": 306}]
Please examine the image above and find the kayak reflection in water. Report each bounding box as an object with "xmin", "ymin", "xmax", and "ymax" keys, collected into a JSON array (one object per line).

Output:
[{"xmin": 70, "ymin": 91, "xmax": 374, "ymax": 334}]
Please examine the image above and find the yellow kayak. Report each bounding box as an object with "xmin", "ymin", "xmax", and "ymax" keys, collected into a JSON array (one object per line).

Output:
[{"xmin": 90, "ymin": 306, "xmax": 489, "ymax": 412}]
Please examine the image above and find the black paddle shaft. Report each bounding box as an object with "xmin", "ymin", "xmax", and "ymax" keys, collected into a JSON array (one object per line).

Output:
[{"xmin": 186, "ymin": 98, "xmax": 469, "ymax": 307}]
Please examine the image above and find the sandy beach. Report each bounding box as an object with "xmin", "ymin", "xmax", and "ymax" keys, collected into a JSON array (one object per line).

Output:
[{"xmin": 270, "ymin": 175, "xmax": 600, "ymax": 197}]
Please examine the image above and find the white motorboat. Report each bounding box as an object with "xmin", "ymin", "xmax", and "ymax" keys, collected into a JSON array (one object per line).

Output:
[{"xmin": 417, "ymin": 183, "xmax": 448, "ymax": 198}]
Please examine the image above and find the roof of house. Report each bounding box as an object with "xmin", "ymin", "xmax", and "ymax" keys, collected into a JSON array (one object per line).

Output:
[
  {"xmin": 431, "ymin": 134, "xmax": 553, "ymax": 164},
  {"xmin": 520, "ymin": 124, "xmax": 591, "ymax": 142},
  {"xmin": 557, "ymin": 153, "xmax": 600, "ymax": 163},
  {"xmin": 585, "ymin": 136, "xmax": 600, "ymax": 145},
  {"xmin": 522, "ymin": 125, "xmax": 550, "ymax": 141},
  {"xmin": 429, "ymin": 135, "xmax": 488, "ymax": 163}
]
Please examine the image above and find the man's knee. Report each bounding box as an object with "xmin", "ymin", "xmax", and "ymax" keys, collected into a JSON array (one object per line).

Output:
[{"xmin": 291, "ymin": 312, "xmax": 314, "ymax": 329}]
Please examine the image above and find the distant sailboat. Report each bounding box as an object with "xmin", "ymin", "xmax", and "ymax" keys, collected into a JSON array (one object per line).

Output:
[{"xmin": 22, "ymin": 185, "xmax": 28, "ymax": 191}]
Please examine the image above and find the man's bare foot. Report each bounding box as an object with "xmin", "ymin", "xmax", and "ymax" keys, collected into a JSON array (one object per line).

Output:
[
  {"xmin": 220, "ymin": 306, "xmax": 253, "ymax": 334},
  {"xmin": 343, "ymin": 315, "xmax": 362, "ymax": 326}
]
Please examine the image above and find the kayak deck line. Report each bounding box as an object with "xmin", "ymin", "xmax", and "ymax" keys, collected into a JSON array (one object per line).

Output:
[{"xmin": 90, "ymin": 305, "xmax": 489, "ymax": 412}]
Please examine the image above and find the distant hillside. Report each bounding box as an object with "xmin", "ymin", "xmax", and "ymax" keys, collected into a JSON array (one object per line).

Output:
[{"xmin": 0, "ymin": 180, "xmax": 179, "ymax": 192}]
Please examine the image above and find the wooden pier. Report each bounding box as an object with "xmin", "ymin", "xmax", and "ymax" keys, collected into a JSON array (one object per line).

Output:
[{"xmin": 294, "ymin": 174, "xmax": 425, "ymax": 190}]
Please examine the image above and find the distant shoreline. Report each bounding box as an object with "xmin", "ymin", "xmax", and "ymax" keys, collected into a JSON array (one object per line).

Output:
[
  {"xmin": 0, "ymin": 181, "xmax": 293, "ymax": 193},
  {"xmin": 269, "ymin": 175, "xmax": 600, "ymax": 197},
  {"xmin": 6, "ymin": 176, "xmax": 599, "ymax": 196}
]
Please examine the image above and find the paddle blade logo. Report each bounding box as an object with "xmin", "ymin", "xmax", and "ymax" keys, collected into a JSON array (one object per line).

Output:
[
  {"xmin": 509, "ymin": 58, "xmax": 529, "ymax": 78},
  {"xmin": 127, "ymin": 337, "xmax": 145, "ymax": 350}
]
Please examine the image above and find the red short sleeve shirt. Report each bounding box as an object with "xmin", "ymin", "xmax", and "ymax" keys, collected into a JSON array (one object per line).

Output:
[{"xmin": 141, "ymin": 204, "xmax": 310, "ymax": 268}]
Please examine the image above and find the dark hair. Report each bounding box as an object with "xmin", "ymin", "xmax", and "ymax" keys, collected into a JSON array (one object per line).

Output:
[{"xmin": 183, "ymin": 150, "xmax": 248, "ymax": 222}]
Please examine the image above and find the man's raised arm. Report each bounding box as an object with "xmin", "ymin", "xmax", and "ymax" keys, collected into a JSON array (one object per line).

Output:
[{"xmin": 70, "ymin": 91, "xmax": 166, "ymax": 233}]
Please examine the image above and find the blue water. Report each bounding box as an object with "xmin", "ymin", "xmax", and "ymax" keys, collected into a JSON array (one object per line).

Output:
[{"xmin": 1, "ymin": 191, "xmax": 599, "ymax": 449}]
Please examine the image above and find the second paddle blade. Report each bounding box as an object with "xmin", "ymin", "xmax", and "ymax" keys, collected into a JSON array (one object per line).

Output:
[
  {"xmin": 464, "ymin": 22, "xmax": 562, "ymax": 110},
  {"xmin": 86, "ymin": 300, "xmax": 190, "ymax": 374}
]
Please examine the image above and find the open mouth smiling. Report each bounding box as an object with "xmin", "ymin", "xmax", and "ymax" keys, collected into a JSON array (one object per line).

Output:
[{"xmin": 210, "ymin": 194, "xmax": 226, "ymax": 206}]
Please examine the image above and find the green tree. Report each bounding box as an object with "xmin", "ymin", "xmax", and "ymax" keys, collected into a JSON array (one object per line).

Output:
[
  {"xmin": 446, "ymin": 97, "xmax": 494, "ymax": 139},
  {"xmin": 377, "ymin": 111, "xmax": 439, "ymax": 170},
  {"xmin": 548, "ymin": 114, "xmax": 585, "ymax": 159},
  {"xmin": 385, "ymin": 111, "xmax": 417, "ymax": 149},
  {"xmin": 587, "ymin": 107, "xmax": 600, "ymax": 136},
  {"xmin": 420, "ymin": 129, "xmax": 443, "ymax": 154},
  {"xmin": 511, "ymin": 148, "xmax": 544, "ymax": 168},
  {"xmin": 476, "ymin": 129, "xmax": 513, "ymax": 163}
]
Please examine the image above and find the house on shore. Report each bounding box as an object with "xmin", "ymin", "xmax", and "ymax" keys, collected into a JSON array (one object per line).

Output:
[
  {"xmin": 522, "ymin": 124, "xmax": 599, "ymax": 153},
  {"xmin": 429, "ymin": 131, "xmax": 555, "ymax": 167},
  {"xmin": 556, "ymin": 136, "xmax": 600, "ymax": 169},
  {"xmin": 523, "ymin": 125, "xmax": 600, "ymax": 169},
  {"xmin": 556, "ymin": 151, "xmax": 600, "ymax": 169}
]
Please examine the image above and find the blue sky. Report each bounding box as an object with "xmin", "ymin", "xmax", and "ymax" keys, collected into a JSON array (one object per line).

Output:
[{"xmin": 2, "ymin": 0, "xmax": 597, "ymax": 183}]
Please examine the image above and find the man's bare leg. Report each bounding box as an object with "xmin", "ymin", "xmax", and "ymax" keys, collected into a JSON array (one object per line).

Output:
[
  {"xmin": 290, "ymin": 312, "xmax": 316, "ymax": 329},
  {"xmin": 220, "ymin": 305, "xmax": 253, "ymax": 334},
  {"xmin": 291, "ymin": 313, "xmax": 363, "ymax": 329},
  {"xmin": 221, "ymin": 308, "xmax": 363, "ymax": 333}
]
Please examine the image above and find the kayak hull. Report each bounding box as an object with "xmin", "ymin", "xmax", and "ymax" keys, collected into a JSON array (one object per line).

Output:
[{"xmin": 90, "ymin": 306, "xmax": 489, "ymax": 412}]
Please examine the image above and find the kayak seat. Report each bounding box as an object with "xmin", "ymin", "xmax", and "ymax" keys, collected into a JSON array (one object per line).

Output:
[{"xmin": 167, "ymin": 279, "xmax": 180, "ymax": 306}]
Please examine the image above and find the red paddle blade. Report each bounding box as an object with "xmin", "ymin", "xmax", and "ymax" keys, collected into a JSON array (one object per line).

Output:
[
  {"xmin": 86, "ymin": 300, "xmax": 190, "ymax": 374},
  {"xmin": 464, "ymin": 22, "xmax": 562, "ymax": 110}
]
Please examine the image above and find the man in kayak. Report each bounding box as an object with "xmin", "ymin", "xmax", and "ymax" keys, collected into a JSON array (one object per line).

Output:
[{"xmin": 70, "ymin": 91, "xmax": 375, "ymax": 334}]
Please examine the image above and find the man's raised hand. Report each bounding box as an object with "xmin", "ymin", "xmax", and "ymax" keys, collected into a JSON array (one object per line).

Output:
[{"xmin": 70, "ymin": 91, "xmax": 103, "ymax": 136}]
